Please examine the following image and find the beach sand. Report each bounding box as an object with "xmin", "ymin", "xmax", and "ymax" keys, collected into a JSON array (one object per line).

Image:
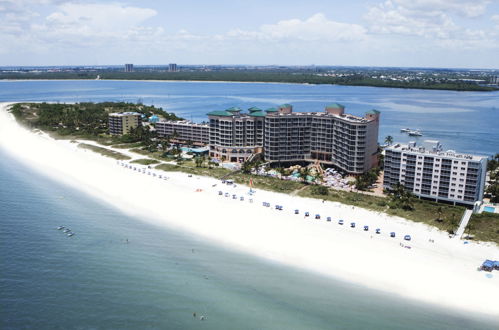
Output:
[{"xmin": 1, "ymin": 102, "xmax": 498, "ymax": 317}]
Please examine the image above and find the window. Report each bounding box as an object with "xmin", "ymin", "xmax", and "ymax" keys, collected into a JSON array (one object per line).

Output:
[{"xmin": 451, "ymin": 183, "xmax": 456, "ymax": 186}]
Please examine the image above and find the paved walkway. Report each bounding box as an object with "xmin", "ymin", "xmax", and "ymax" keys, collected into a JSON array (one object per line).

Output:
[{"xmin": 455, "ymin": 209, "xmax": 473, "ymax": 239}]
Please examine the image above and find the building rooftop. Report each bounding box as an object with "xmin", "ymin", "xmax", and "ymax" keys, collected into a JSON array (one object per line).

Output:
[
  {"xmin": 365, "ymin": 109, "xmax": 381, "ymax": 115},
  {"xmin": 326, "ymin": 103, "xmax": 345, "ymax": 109},
  {"xmin": 157, "ymin": 120, "xmax": 209, "ymax": 127},
  {"xmin": 207, "ymin": 110, "xmax": 234, "ymax": 117},
  {"xmin": 248, "ymin": 106, "xmax": 262, "ymax": 112},
  {"xmin": 265, "ymin": 107, "xmax": 278, "ymax": 112},
  {"xmin": 248, "ymin": 110, "xmax": 266, "ymax": 117},
  {"xmin": 386, "ymin": 140, "xmax": 487, "ymax": 161}
]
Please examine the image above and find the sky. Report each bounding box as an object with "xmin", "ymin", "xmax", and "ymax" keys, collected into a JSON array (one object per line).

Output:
[{"xmin": 1, "ymin": 0, "xmax": 499, "ymax": 68}]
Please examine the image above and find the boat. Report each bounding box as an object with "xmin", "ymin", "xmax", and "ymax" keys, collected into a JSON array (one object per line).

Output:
[
  {"xmin": 57, "ymin": 226, "xmax": 65, "ymax": 230},
  {"xmin": 67, "ymin": 233, "xmax": 74, "ymax": 237},
  {"xmin": 400, "ymin": 128, "xmax": 411, "ymax": 132},
  {"xmin": 408, "ymin": 129, "xmax": 423, "ymax": 136},
  {"xmin": 63, "ymin": 228, "xmax": 71, "ymax": 233}
]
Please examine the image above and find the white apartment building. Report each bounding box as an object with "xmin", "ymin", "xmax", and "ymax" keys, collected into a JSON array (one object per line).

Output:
[{"xmin": 383, "ymin": 140, "xmax": 488, "ymax": 206}]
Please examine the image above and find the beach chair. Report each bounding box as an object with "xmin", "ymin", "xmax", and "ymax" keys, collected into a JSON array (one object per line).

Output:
[
  {"xmin": 350, "ymin": 222, "xmax": 355, "ymax": 228},
  {"xmin": 375, "ymin": 228, "xmax": 380, "ymax": 234},
  {"xmin": 338, "ymin": 219, "xmax": 344, "ymax": 225},
  {"xmin": 327, "ymin": 217, "xmax": 331, "ymax": 222},
  {"xmin": 364, "ymin": 225, "xmax": 369, "ymax": 231},
  {"xmin": 305, "ymin": 212, "xmax": 310, "ymax": 217},
  {"xmin": 404, "ymin": 235, "xmax": 411, "ymax": 241},
  {"xmin": 390, "ymin": 232, "xmax": 396, "ymax": 238},
  {"xmin": 294, "ymin": 209, "xmax": 299, "ymax": 214},
  {"xmin": 315, "ymin": 214, "xmax": 320, "ymax": 219}
]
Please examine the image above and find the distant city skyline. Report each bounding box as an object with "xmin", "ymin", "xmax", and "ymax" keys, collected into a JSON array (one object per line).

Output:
[{"xmin": 1, "ymin": 0, "xmax": 499, "ymax": 69}]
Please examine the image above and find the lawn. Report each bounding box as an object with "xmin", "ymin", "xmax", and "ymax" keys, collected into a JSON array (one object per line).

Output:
[
  {"xmin": 130, "ymin": 158, "xmax": 160, "ymax": 165},
  {"xmin": 78, "ymin": 143, "xmax": 131, "ymax": 160},
  {"xmin": 468, "ymin": 212, "xmax": 499, "ymax": 245}
]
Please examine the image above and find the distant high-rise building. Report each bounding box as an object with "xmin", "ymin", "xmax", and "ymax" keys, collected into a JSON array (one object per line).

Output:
[
  {"xmin": 168, "ymin": 63, "xmax": 178, "ymax": 72},
  {"xmin": 124, "ymin": 64, "xmax": 134, "ymax": 72}
]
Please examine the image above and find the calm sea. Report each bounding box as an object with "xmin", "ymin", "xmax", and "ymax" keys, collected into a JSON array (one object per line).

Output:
[
  {"xmin": 1, "ymin": 81, "xmax": 499, "ymax": 329},
  {"xmin": 0, "ymin": 80, "xmax": 498, "ymax": 156}
]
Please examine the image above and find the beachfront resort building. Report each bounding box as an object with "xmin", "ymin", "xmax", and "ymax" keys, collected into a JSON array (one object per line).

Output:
[
  {"xmin": 108, "ymin": 112, "xmax": 142, "ymax": 135},
  {"xmin": 383, "ymin": 140, "xmax": 488, "ymax": 206},
  {"xmin": 264, "ymin": 104, "xmax": 380, "ymax": 174},
  {"xmin": 207, "ymin": 107, "xmax": 265, "ymax": 162},
  {"xmin": 207, "ymin": 104, "xmax": 380, "ymax": 173},
  {"xmin": 155, "ymin": 120, "xmax": 209, "ymax": 145}
]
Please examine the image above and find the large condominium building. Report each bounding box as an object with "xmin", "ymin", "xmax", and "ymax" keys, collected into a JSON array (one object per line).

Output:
[
  {"xmin": 206, "ymin": 104, "xmax": 380, "ymax": 173},
  {"xmin": 264, "ymin": 104, "xmax": 380, "ymax": 174},
  {"xmin": 155, "ymin": 120, "xmax": 209, "ymax": 145},
  {"xmin": 108, "ymin": 112, "xmax": 142, "ymax": 135},
  {"xmin": 124, "ymin": 63, "xmax": 134, "ymax": 72},
  {"xmin": 383, "ymin": 140, "xmax": 487, "ymax": 206},
  {"xmin": 207, "ymin": 107, "xmax": 265, "ymax": 162}
]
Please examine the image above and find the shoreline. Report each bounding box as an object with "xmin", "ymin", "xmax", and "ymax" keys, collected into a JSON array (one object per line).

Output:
[
  {"xmin": 0, "ymin": 102, "xmax": 498, "ymax": 318},
  {"xmin": 1, "ymin": 79, "xmax": 498, "ymax": 92}
]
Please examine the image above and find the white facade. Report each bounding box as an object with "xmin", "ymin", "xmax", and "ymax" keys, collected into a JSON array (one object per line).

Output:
[{"xmin": 384, "ymin": 140, "xmax": 488, "ymax": 205}]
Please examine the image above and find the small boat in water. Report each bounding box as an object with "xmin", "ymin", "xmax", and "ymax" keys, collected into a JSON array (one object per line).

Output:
[
  {"xmin": 57, "ymin": 226, "xmax": 65, "ymax": 230},
  {"xmin": 400, "ymin": 128, "xmax": 411, "ymax": 132},
  {"xmin": 67, "ymin": 232, "xmax": 75, "ymax": 237},
  {"xmin": 408, "ymin": 129, "xmax": 423, "ymax": 136},
  {"xmin": 63, "ymin": 228, "xmax": 71, "ymax": 233}
]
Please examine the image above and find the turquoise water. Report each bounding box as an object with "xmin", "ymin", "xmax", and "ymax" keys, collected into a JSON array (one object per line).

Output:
[
  {"xmin": 1, "ymin": 81, "xmax": 499, "ymax": 328},
  {"xmin": 0, "ymin": 80, "xmax": 498, "ymax": 156},
  {"xmin": 1, "ymin": 150, "xmax": 498, "ymax": 329},
  {"xmin": 484, "ymin": 206, "xmax": 496, "ymax": 213}
]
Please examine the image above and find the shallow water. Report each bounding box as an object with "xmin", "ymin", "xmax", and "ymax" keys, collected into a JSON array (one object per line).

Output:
[{"xmin": 1, "ymin": 148, "xmax": 498, "ymax": 329}]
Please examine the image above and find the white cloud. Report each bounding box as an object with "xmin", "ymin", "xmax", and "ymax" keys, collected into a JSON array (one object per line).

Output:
[{"xmin": 227, "ymin": 13, "xmax": 367, "ymax": 42}]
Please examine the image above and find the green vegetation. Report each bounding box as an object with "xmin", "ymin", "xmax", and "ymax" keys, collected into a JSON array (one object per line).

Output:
[
  {"xmin": 468, "ymin": 212, "xmax": 499, "ymax": 245},
  {"xmin": 130, "ymin": 158, "xmax": 160, "ymax": 165},
  {"xmin": 486, "ymin": 153, "xmax": 499, "ymax": 203},
  {"xmin": 2, "ymin": 71, "xmax": 497, "ymax": 92},
  {"xmin": 78, "ymin": 143, "xmax": 131, "ymax": 160},
  {"xmin": 9, "ymin": 102, "xmax": 182, "ymax": 143},
  {"xmin": 354, "ymin": 167, "xmax": 380, "ymax": 191}
]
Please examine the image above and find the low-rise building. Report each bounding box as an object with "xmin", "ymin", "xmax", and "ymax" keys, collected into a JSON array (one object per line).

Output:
[
  {"xmin": 155, "ymin": 120, "xmax": 209, "ymax": 145},
  {"xmin": 383, "ymin": 140, "xmax": 488, "ymax": 206},
  {"xmin": 108, "ymin": 112, "xmax": 142, "ymax": 135}
]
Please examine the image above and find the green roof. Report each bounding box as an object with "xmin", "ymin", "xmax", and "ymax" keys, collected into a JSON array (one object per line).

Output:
[
  {"xmin": 226, "ymin": 106, "xmax": 242, "ymax": 113},
  {"xmin": 279, "ymin": 104, "xmax": 292, "ymax": 108},
  {"xmin": 265, "ymin": 107, "xmax": 278, "ymax": 112},
  {"xmin": 365, "ymin": 109, "xmax": 380, "ymax": 115},
  {"xmin": 207, "ymin": 110, "xmax": 234, "ymax": 117},
  {"xmin": 326, "ymin": 103, "xmax": 345, "ymax": 109},
  {"xmin": 248, "ymin": 110, "xmax": 266, "ymax": 117},
  {"xmin": 248, "ymin": 106, "xmax": 262, "ymax": 112}
]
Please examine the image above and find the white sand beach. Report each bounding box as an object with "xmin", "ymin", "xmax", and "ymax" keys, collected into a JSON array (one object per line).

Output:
[{"xmin": 1, "ymin": 102, "xmax": 498, "ymax": 317}]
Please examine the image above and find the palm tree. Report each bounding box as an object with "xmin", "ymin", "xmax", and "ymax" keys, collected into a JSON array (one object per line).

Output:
[{"xmin": 384, "ymin": 135, "xmax": 394, "ymax": 146}]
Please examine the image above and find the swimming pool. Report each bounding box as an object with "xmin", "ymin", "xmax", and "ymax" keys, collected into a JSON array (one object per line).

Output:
[{"xmin": 484, "ymin": 206, "xmax": 496, "ymax": 213}]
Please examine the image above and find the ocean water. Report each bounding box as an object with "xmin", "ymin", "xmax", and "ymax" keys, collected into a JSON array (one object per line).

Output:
[
  {"xmin": 1, "ymin": 81, "xmax": 499, "ymax": 329},
  {"xmin": 1, "ymin": 150, "xmax": 498, "ymax": 330},
  {"xmin": 0, "ymin": 80, "xmax": 498, "ymax": 156}
]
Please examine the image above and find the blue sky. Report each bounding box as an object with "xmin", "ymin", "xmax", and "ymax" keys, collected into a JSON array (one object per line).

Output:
[{"xmin": 1, "ymin": 0, "xmax": 499, "ymax": 68}]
